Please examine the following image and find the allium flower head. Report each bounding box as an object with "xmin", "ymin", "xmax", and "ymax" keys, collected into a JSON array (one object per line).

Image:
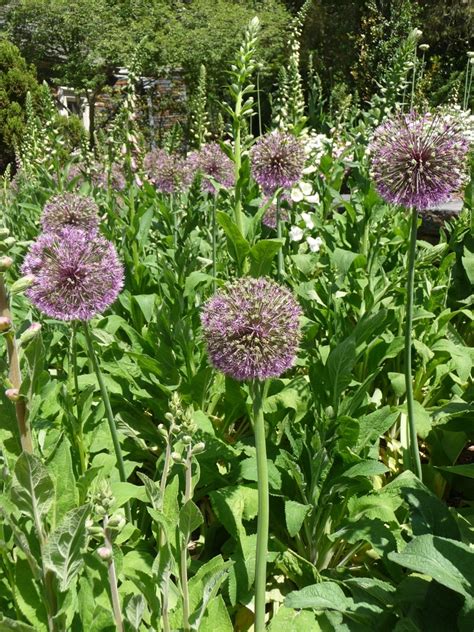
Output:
[
  {"xmin": 201, "ymin": 277, "xmax": 301, "ymax": 381},
  {"xmin": 143, "ymin": 149, "xmax": 188, "ymax": 194},
  {"xmin": 370, "ymin": 111, "xmax": 470, "ymax": 210},
  {"xmin": 250, "ymin": 131, "xmax": 305, "ymax": 195},
  {"xmin": 41, "ymin": 193, "xmax": 99, "ymax": 233},
  {"xmin": 189, "ymin": 143, "xmax": 234, "ymax": 195},
  {"xmin": 22, "ymin": 228, "xmax": 123, "ymax": 321},
  {"xmin": 261, "ymin": 192, "xmax": 291, "ymax": 229},
  {"xmin": 91, "ymin": 163, "xmax": 126, "ymax": 192}
]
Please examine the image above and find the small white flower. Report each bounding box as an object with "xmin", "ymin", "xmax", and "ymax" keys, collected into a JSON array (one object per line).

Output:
[
  {"xmin": 307, "ymin": 236, "xmax": 323, "ymax": 252},
  {"xmin": 300, "ymin": 181, "xmax": 313, "ymax": 196},
  {"xmin": 302, "ymin": 164, "xmax": 317, "ymax": 175},
  {"xmin": 290, "ymin": 187, "xmax": 304, "ymax": 202},
  {"xmin": 301, "ymin": 212, "xmax": 314, "ymax": 230},
  {"xmin": 289, "ymin": 226, "xmax": 304, "ymax": 242},
  {"xmin": 305, "ymin": 193, "xmax": 320, "ymax": 205}
]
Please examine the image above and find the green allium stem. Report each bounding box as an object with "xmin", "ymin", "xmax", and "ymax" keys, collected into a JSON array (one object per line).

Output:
[
  {"xmin": 276, "ymin": 195, "xmax": 284, "ymax": 279},
  {"xmin": 257, "ymin": 72, "xmax": 263, "ymax": 137},
  {"xmin": 71, "ymin": 324, "xmax": 87, "ymax": 475},
  {"xmin": 410, "ymin": 48, "xmax": 417, "ymax": 110},
  {"xmin": 252, "ymin": 380, "xmax": 268, "ymax": 632},
  {"xmin": 83, "ymin": 322, "xmax": 132, "ymax": 521},
  {"xmin": 212, "ymin": 196, "xmax": 217, "ymax": 293},
  {"xmin": 180, "ymin": 445, "xmax": 193, "ymax": 632},
  {"xmin": 404, "ymin": 208, "xmax": 423, "ymax": 480}
]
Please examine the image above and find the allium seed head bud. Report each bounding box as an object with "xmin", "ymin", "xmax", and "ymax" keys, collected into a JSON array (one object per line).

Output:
[
  {"xmin": 0, "ymin": 256, "xmax": 13, "ymax": 271},
  {"xmin": 19, "ymin": 322, "xmax": 41, "ymax": 345},
  {"xmin": 5, "ymin": 388, "xmax": 20, "ymax": 401},
  {"xmin": 250, "ymin": 131, "xmax": 305, "ymax": 195},
  {"xmin": 0, "ymin": 316, "xmax": 12, "ymax": 332},
  {"xmin": 10, "ymin": 275, "xmax": 35, "ymax": 295},
  {"xmin": 369, "ymin": 111, "xmax": 470, "ymax": 210},
  {"xmin": 201, "ymin": 277, "xmax": 302, "ymax": 381},
  {"xmin": 21, "ymin": 228, "xmax": 123, "ymax": 321},
  {"xmin": 41, "ymin": 193, "xmax": 99, "ymax": 233},
  {"xmin": 143, "ymin": 149, "xmax": 190, "ymax": 194}
]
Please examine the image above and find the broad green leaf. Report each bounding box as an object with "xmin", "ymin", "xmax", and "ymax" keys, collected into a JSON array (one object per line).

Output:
[
  {"xmin": 285, "ymin": 500, "xmax": 311, "ymax": 538},
  {"xmin": 47, "ymin": 435, "xmax": 78, "ymax": 527},
  {"xmin": 14, "ymin": 558, "xmax": 48, "ymax": 631},
  {"xmin": 131, "ymin": 294, "xmax": 156, "ymax": 322},
  {"xmin": 189, "ymin": 559, "xmax": 231, "ymax": 630},
  {"xmin": 217, "ymin": 211, "xmax": 250, "ymax": 263},
  {"xmin": 199, "ymin": 595, "xmax": 233, "ymax": 632},
  {"xmin": 249, "ymin": 239, "xmax": 283, "ymax": 277},
  {"xmin": 44, "ymin": 504, "xmax": 89, "ymax": 592},
  {"xmin": 179, "ymin": 500, "xmax": 203, "ymax": 536},
  {"xmin": 124, "ymin": 594, "xmax": 146, "ymax": 631},
  {"xmin": 227, "ymin": 534, "xmax": 257, "ymax": 605},
  {"xmin": 268, "ymin": 607, "xmax": 320, "ymax": 631},
  {"xmin": 285, "ymin": 582, "xmax": 354, "ymax": 611},
  {"xmin": 209, "ymin": 486, "xmax": 258, "ymax": 540},
  {"xmin": 341, "ymin": 460, "xmax": 388, "ymax": 478},
  {"xmin": 355, "ymin": 407, "xmax": 399, "ymax": 452},
  {"xmin": 136, "ymin": 472, "xmax": 161, "ymax": 509},
  {"xmin": 411, "ymin": 401, "xmax": 432, "ymax": 439},
  {"xmin": 461, "ymin": 245, "xmax": 474, "ymax": 284},
  {"xmin": 331, "ymin": 247, "xmax": 366, "ymax": 276},
  {"xmin": 326, "ymin": 337, "xmax": 356, "ymax": 406},
  {"xmin": 240, "ymin": 456, "xmax": 282, "ymax": 490},
  {"xmin": 388, "ymin": 535, "xmax": 474, "ymax": 598},
  {"xmin": 11, "ymin": 453, "xmax": 54, "ymax": 522},
  {"xmin": 436, "ymin": 464, "xmax": 474, "ymax": 479},
  {"xmin": 110, "ymin": 482, "xmax": 147, "ymax": 510},
  {"xmin": 389, "ymin": 372, "xmax": 406, "ymax": 397},
  {"xmin": 0, "ymin": 616, "xmax": 36, "ymax": 632}
]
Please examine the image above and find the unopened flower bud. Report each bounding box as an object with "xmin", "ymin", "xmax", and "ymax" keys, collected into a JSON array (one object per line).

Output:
[
  {"xmin": 0, "ymin": 256, "xmax": 13, "ymax": 271},
  {"xmin": 107, "ymin": 514, "xmax": 126, "ymax": 530},
  {"xmin": 419, "ymin": 43, "xmax": 429, "ymax": 51},
  {"xmin": 467, "ymin": 51, "xmax": 474, "ymax": 58},
  {"xmin": 0, "ymin": 316, "xmax": 12, "ymax": 332},
  {"xmin": 5, "ymin": 388, "xmax": 20, "ymax": 402},
  {"xmin": 171, "ymin": 451, "xmax": 183, "ymax": 463},
  {"xmin": 10, "ymin": 275, "xmax": 35, "ymax": 295},
  {"xmin": 0, "ymin": 237, "xmax": 16, "ymax": 252},
  {"xmin": 182, "ymin": 435, "xmax": 192, "ymax": 445},
  {"xmin": 191, "ymin": 442, "xmax": 206, "ymax": 455},
  {"xmin": 97, "ymin": 546, "xmax": 112, "ymax": 560},
  {"xmin": 0, "ymin": 228, "xmax": 10, "ymax": 240},
  {"xmin": 19, "ymin": 322, "xmax": 41, "ymax": 345}
]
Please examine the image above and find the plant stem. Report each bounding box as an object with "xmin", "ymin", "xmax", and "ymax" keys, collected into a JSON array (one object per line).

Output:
[
  {"xmin": 0, "ymin": 275, "xmax": 33, "ymax": 453},
  {"xmin": 257, "ymin": 72, "xmax": 262, "ymax": 137},
  {"xmin": 463, "ymin": 58, "xmax": 470, "ymax": 110},
  {"xmin": 211, "ymin": 196, "xmax": 217, "ymax": 293},
  {"xmin": 180, "ymin": 445, "xmax": 193, "ymax": 632},
  {"xmin": 104, "ymin": 516, "xmax": 124, "ymax": 632},
  {"xmin": 404, "ymin": 208, "xmax": 423, "ymax": 480},
  {"xmin": 83, "ymin": 322, "xmax": 132, "ymax": 521},
  {"xmin": 233, "ymin": 93, "xmax": 244, "ymax": 235},
  {"xmin": 276, "ymin": 195, "xmax": 284, "ymax": 279},
  {"xmin": 71, "ymin": 324, "xmax": 86, "ymax": 474},
  {"xmin": 410, "ymin": 48, "xmax": 417, "ymax": 110},
  {"xmin": 252, "ymin": 380, "xmax": 268, "ymax": 632}
]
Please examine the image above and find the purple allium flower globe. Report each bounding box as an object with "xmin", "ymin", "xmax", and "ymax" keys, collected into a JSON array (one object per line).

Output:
[
  {"xmin": 250, "ymin": 131, "xmax": 306, "ymax": 195},
  {"xmin": 201, "ymin": 277, "xmax": 302, "ymax": 381},
  {"xmin": 41, "ymin": 192, "xmax": 99, "ymax": 233},
  {"xmin": 22, "ymin": 227, "xmax": 123, "ymax": 321},
  {"xmin": 143, "ymin": 149, "xmax": 189, "ymax": 194},
  {"xmin": 91, "ymin": 162, "xmax": 127, "ymax": 192},
  {"xmin": 370, "ymin": 111, "xmax": 470, "ymax": 210},
  {"xmin": 190, "ymin": 142, "xmax": 235, "ymax": 195},
  {"xmin": 261, "ymin": 192, "xmax": 291, "ymax": 229}
]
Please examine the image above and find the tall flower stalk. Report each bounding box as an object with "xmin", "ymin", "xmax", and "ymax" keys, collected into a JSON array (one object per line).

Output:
[
  {"xmin": 370, "ymin": 111, "xmax": 469, "ymax": 479},
  {"xmin": 201, "ymin": 277, "xmax": 301, "ymax": 630}
]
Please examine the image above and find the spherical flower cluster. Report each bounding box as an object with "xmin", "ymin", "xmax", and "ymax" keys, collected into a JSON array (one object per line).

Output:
[
  {"xmin": 189, "ymin": 143, "xmax": 234, "ymax": 195},
  {"xmin": 22, "ymin": 227, "xmax": 123, "ymax": 321},
  {"xmin": 201, "ymin": 277, "xmax": 302, "ymax": 381},
  {"xmin": 41, "ymin": 193, "xmax": 99, "ymax": 233},
  {"xmin": 261, "ymin": 193, "xmax": 291, "ymax": 229},
  {"xmin": 143, "ymin": 149, "xmax": 189, "ymax": 194},
  {"xmin": 369, "ymin": 111, "xmax": 470, "ymax": 210},
  {"xmin": 91, "ymin": 163, "xmax": 127, "ymax": 192},
  {"xmin": 250, "ymin": 131, "xmax": 305, "ymax": 195}
]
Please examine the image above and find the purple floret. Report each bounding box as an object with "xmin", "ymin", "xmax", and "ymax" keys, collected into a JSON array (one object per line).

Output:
[
  {"xmin": 250, "ymin": 131, "xmax": 305, "ymax": 195},
  {"xmin": 41, "ymin": 192, "xmax": 99, "ymax": 233},
  {"xmin": 261, "ymin": 192, "xmax": 291, "ymax": 229},
  {"xmin": 188, "ymin": 142, "xmax": 235, "ymax": 195},
  {"xmin": 201, "ymin": 277, "xmax": 302, "ymax": 381},
  {"xmin": 369, "ymin": 111, "xmax": 470, "ymax": 210},
  {"xmin": 143, "ymin": 149, "xmax": 189, "ymax": 194},
  {"xmin": 22, "ymin": 227, "xmax": 123, "ymax": 321}
]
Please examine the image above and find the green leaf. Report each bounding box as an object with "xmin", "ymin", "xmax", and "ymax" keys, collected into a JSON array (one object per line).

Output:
[
  {"xmin": 14, "ymin": 558, "xmax": 48, "ymax": 631},
  {"xmin": 285, "ymin": 582, "xmax": 354, "ymax": 611},
  {"xmin": 341, "ymin": 460, "xmax": 388, "ymax": 478},
  {"xmin": 209, "ymin": 486, "xmax": 258, "ymax": 540},
  {"xmin": 189, "ymin": 559, "xmax": 231, "ymax": 630},
  {"xmin": 389, "ymin": 372, "xmax": 406, "ymax": 397},
  {"xmin": 411, "ymin": 401, "xmax": 432, "ymax": 439},
  {"xmin": 268, "ymin": 607, "xmax": 320, "ymax": 631},
  {"xmin": 124, "ymin": 594, "xmax": 146, "ymax": 631},
  {"xmin": 179, "ymin": 500, "xmax": 203, "ymax": 536},
  {"xmin": 0, "ymin": 616, "xmax": 36, "ymax": 632},
  {"xmin": 44, "ymin": 504, "xmax": 89, "ymax": 592},
  {"xmin": 331, "ymin": 248, "xmax": 366, "ymax": 276},
  {"xmin": 240, "ymin": 456, "xmax": 281, "ymax": 490},
  {"xmin": 355, "ymin": 407, "xmax": 399, "ymax": 452},
  {"xmin": 199, "ymin": 595, "xmax": 233, "ymax": 632},
  {"xmin": 326, "ymin": 337, "xmax": 356, "ymax": 406},
  {"xmin": 11, "ymin": 452, "xmax": 54, "ymax": 522},
  {"xmin": 388, "ymin": 535, "xmax": 474, "ymax": 598},
  {"xmin": 285, "ymin": 500, "xmax": 311, "ymax": 538},
  {"xmin": 462, "ymin": 245, "xmax": 474, "ymax": 284},
  {"xmin": 131, "ymin": 294, "xmax": 156, "ymax": 322},
  {"xmin": 248, "ymin": 239, "xmax": 283, "ymax": 277},
  {"xmin": 216, "ymin": 211, "xmax": 250, "ymax": 263},
  {"xmin": 109, "ymin": 482, "xmax": 147, "ymax": 510},
  {"xmin": 436, "ymin": 464, "xmax": 474, "ymax": 479},
  {"xmin": 47, "ymin": 435, "xmax": 78, "ymax": 527}
]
